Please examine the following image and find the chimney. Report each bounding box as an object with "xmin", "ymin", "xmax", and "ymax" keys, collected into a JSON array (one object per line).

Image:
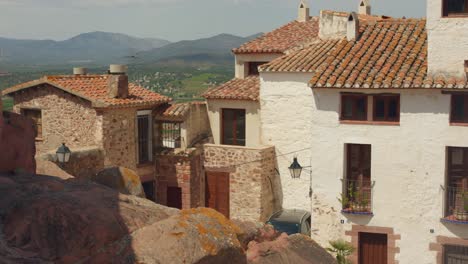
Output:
[
  {"xmin": 347, "ymin": 12, "xmax": 360, "ymax": 41},
  {"xmin": 107, "ymin": 64, "xmax": 129, "ymax": 99},
  {"xmin": 358, "ymin": 0, "xmax": 371, "ymax": 15},
  {"xmin": 73, "ymin": 67, "xmax": 87, "ymax": 75},
  {"xmin": 297, "ymin": 1, "xmax": 310, "ymax": 22}
]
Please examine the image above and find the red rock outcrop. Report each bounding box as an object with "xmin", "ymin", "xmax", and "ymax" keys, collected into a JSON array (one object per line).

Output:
[{"xmin": 0, "ymin": 111, "xmax": 36, "ymax": 174}]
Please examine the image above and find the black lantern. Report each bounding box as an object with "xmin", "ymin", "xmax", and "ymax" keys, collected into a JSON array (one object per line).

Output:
[
  {"xmin": 289, "ymin": 157, "xmax": 303, "ymax": 179},
  {"xmin": 56, "ymin": 143, "xmax": 71, "ymax": 164}
]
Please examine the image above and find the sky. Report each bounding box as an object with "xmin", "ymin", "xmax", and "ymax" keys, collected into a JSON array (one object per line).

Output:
[{"xmin": 0, "ymin": 0, "xmax": 426, "ymax": 42}]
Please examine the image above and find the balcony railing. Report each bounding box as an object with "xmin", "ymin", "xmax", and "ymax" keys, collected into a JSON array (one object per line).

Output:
[
  {"xmin": 340, "ymin": 179, "xmax": 374, "ymax": 215},
  {"xmin": 443, "ymin": 186, "xmax": 468, "ymax": 224}
]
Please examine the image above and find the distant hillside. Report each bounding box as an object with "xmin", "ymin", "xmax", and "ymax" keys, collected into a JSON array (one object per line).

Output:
[
  {"xmin": 0, "ymin": 32, "xmax": 170, "ymax": 65},
  {"xmin": 133, "ymin": 33, "xmax": 262, "ymax": 65}
]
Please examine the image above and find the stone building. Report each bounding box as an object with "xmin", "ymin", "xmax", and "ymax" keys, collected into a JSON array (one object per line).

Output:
[{"xmin": 208, "ymin": 0, "xmax": 468, "ymax": 262}]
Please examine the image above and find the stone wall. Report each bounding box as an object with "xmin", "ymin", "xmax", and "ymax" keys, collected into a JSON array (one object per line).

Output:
[
  {"xmin": 155, "ymin": 148, "xmax": 205, "ymax": 209},
  {"xmin": 11, "ymin": 84, "xmax": 101, "ymax": 154},
  {"xmin": 0, "ymin": 111, "xmax": 36, "ymax": 174},
  {"xmin": 37, "ymin": 146, "xmax": 104, "ymax": 179},
  {"xmin": 204, "ymin": 144, "xmax": 281, "ymax": 222},
  {"xmin": 101, "ymin": 108, "xmax": 137, "ymax": 171}
]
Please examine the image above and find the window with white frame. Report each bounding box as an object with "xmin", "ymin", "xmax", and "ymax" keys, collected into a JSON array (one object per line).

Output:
[{"xmin": 137, "ymin": 110, "xmax": 153, "ymax": 164}]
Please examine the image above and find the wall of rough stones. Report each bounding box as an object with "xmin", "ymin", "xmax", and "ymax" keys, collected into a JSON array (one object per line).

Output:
[
  {"xmin": 11, "ymin": 84, "xmax": 101, "ymax": 155},
  {"xmin": 37, "ymin": 146, "xmax": 104, "ymax": 179},
  {"xmin": 101, "ymin": 108, "xmax": 138, "ymax": 171},
  {"xmin": 204, "ymin": 144, "xmax": 281, "ymax": 222},
  {"xmin": 155, "ymin": 148, "xmax": 205, "ymax": 209}
]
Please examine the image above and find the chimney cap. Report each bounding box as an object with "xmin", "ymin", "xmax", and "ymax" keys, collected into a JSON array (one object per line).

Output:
[
  {"xmin": 73, "ymin": 67, "xmax": 87, "ymax": 75},
  {"xmin": 109, "ymin": 64, "xmax": 128, "ymax": 75}
]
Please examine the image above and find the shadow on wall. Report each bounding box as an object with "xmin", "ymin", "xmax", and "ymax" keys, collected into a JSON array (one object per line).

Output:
[{"xmin": 271, "ymin": 150, "xmax": 284, "ymax": 213}]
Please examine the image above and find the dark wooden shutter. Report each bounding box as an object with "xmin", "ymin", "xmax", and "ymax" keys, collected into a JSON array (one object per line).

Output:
[
  {"xmin": 167, "ymin": 187, "xmax": 182, "ymax": 209},
  {"xmin": 359, "ymin": 233, "xmax": 388, "ymax": 264},
  {"xmin": 205, "ymin": 172, "xmax": 230, "ymax": 218}
]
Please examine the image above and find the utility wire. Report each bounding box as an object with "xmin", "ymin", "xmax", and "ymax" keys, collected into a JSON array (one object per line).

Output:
[{"xmin": 225, "ymin": 146, "xmax": 312, "ymax": 169}]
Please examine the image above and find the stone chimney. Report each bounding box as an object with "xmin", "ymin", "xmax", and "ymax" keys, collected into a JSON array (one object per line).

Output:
[
  {"xmin": 73, "ymin": 67, "xmax": 87, "ymax": 75},
  {"xmin": 107, "ymin": 64, "xmax": 129, "ymax": 99},
  {"xmin": 347, "ymin": 12, "xmax": 360, "ymax": 41},
  {"xmin": 297, "ymin": 1, "xmax": 310, "ymax": 22},
  {"xmin": 359, "ymin": 0, "xmax": 371, "ymax": 15}
]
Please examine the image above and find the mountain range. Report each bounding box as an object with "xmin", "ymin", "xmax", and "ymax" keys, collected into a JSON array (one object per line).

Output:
[{"xmin": 0, "ymin": 32, "xmax": 262, "ymax": 66}]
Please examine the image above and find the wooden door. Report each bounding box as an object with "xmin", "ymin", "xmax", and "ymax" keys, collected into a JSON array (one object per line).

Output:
[
  {"xmin": 359, "ymin": 232, "xmax": 388, "ymax": 264},
  {"xmin": 205, "ymin": 172, "xmax": 230, "ymax": 218},
  {"xmin": 167, "ymin": 187, "xmax": 182, "ymax": 209}
]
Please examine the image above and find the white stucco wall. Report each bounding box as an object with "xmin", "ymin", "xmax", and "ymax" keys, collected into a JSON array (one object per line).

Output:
[
  {"xmin": 260, "ymin": 72, "xmax": 315, "ymax": 210},
  {"xmin": 427, "ymin": 0, "xmax": 468, "ymax": 77},
  {"xmin": 310, "ymin": 88, "xmax": 468, "ymax": 264},
  {"xmin": 206, "ymin": 99, "xmax": 261, "ymax": 147},
  {"xmin": 235, "ymin": 53, "xmax": 283, "ymax": 79}
]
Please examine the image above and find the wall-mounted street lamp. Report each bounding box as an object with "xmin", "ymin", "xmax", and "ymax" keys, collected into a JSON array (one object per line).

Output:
[
  {"xmin": 56, "ymin": 143, "xmax": 71, "ymax": 166},
  {"xmin": 289, "ymin": 157, "xmax": 313, "ymax": 197}
]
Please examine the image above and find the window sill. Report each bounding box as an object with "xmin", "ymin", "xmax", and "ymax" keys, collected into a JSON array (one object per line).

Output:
[
  {"xmin": 443, "ymin": 14, "xmax": 468, "ymax": 18},
  {"xmin": 35, "ymin": 137, "xmax": 44, "ymax": 142},
  {"xmin": 341, "ymin": 209, "xmax": 374, "ymax": 216},
  {"xmin": 340, "ymin": 120, "xmax": 400, "ymax": 126},
  {"xmin": 450, "ymin": 122, "xmax": 468, "ymax": 127},
  {"xmin": 441, "ymin": 215, "xmax": 468, "ymax": 225}
]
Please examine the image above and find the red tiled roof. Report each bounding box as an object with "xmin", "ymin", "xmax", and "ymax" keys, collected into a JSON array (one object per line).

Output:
[
  {"xmin": 308, "ymin": 19, "xmax": 468, "ymax": 89},
  {"xmin": 260, "ymin": 39, "xmax": 341, "ymax": 72},
  {"xmin": 233, "ymin": 18, "xmax": 319, "ymax": 54},
  {"xmin": 202, "ymin": 76, "xmax": 259, "ymax": 101},
  {"xmin": 2, "ymin": 75, "xmax": 171, "ymax": 108},
  {"xmin": 155, "ymin": 102, "xmax": 191, "ymax": 121}
]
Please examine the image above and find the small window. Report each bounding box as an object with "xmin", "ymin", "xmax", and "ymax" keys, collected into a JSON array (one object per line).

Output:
[
  {"xmin": 451, "ymin": 94, "xmax": 468, "ymax": 123},
  {"xmin": 373, "ymin": 95, "xmax": 400, "ymax": 122},
  {"xmin": 248, "ymin": 62, "xmax": 268, "ymax": 76},
  {"xmin": 444, "ymin": 0, "xmax": 468, "ymax": 16},
  {"xmin": 161, "ymin": 122, "xmax": 181, "ymax": 148},
  {"xmin": 137, "ymin": 111, "xmax": 153, "ymax": 164},
  {"xmin": 21, "ymin": 108, "xmax": 42, "ymax": 139},
  {"xmin": 222, "ymin": 108, "xmax": 246, "ymax": 146},
  {"xmin": 341, "ymin": 95, "xmax": 368, "ymax": 121},
  {"xmin": 443, "ymin": 244, "xmax": 468, "ymax": 263}
]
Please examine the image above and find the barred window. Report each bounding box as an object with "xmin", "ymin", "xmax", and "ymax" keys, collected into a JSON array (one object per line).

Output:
[
  {"xmin": 444, "ymin": 244, "xmax": 468, "ymax": 264},
  {"xmin": 161, "ymin": 122, "xmax": 181, "ymax": 149}
]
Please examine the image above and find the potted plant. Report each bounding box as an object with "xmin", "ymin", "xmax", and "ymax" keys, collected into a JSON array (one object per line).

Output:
[
  {"xmin": 454, "ymin": 190, "xmax": 468, "ymax": 221},
  {"xmin": 327, "ymin": 239, "xmax": 354, "ymax": 264}
]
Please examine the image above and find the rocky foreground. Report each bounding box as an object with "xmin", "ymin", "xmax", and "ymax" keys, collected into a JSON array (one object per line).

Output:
[{"xmin": 0, "ymin": 173, "xmax": 336, "ymax": 264}]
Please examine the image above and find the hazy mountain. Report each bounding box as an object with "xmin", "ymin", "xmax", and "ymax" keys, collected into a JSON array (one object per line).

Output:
[
  {"xmin": 133, "ymin": 33, "xmax": 263, "ymax": 65},
  {"xmin": 0, "ymin": 32, "xmax": 170, "ymax": 65}
]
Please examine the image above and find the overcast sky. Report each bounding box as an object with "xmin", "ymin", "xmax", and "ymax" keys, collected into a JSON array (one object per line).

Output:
[{"xmin": 0, "ymin": 0, "xmax": 426, "ymax": 42}]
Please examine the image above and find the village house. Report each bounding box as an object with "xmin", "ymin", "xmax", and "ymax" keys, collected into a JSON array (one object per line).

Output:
[
  {"xmin": 2, "ymin": 66, "xmax": 211, "ymax": 208},
  {"xmin": 207, "ymin": 0, "xmax": 468, "ymax": 262}
]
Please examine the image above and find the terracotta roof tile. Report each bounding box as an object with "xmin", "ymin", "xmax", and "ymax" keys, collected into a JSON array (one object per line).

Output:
[
  {"xmin": 3, "ymin": 75, "xmax": 171, "ymax": 108},
  {"xmin": 233, "ymin": 18, "xmax": 319, "ymax": 54},
  {"xmin": 202, "ymin": 76, "xmax": 259, "ymax": 101},
  {"xmin": 155, "ymin": 102, "xmax": 191, "ymax": 121},
  {"xmin": 260, "ymin": 39, "xmax": 341, "ymax": 72},
  {"xmin": 300, "ymin": 19, "xmax": 468, "ymax": 89}
]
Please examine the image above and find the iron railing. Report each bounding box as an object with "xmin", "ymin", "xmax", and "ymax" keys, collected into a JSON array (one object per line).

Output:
[
  {"xmin": 340, "ymin": 179, "xmax": 374, "ymax": 214},
  {"xmin": 444, "ymin": 186, "xmax": 468, "ymax": 222},
  {"xmin": 161, "ymin": 122, "xmax": 182, "ymax": 149},
  {"xmin": 444, "ymin": 244, "xmax": 468, "ymax": 263}
]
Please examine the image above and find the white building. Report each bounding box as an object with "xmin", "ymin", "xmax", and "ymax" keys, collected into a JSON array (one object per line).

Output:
[{"xmin": 206, "ymin": 0, "xmax": 468, "ymax": 262}]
